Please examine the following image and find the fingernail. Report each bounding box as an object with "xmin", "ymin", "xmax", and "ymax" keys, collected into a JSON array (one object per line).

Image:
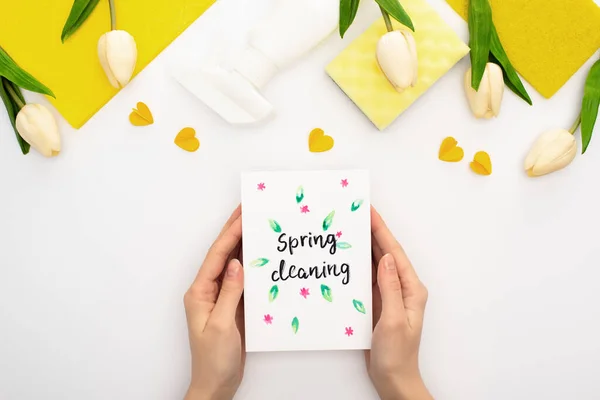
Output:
[
  {"xmin": 227, "ymin": 260, "xmax": 240, "ymax": 277},
  {"xmin": 384, "ymin": 254, "xmax": 396, "ymax": 270}
]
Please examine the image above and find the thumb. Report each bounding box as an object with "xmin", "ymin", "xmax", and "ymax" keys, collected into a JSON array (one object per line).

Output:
[
  {"xmin": 378, "ymin": 253, "xmax": 406, "ymax": 323},
  {"xmin": 209, "ymin": 259, "xmax": 244, "ymax": 327}
]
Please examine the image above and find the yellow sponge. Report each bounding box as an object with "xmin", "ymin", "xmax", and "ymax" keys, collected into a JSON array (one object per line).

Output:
[
  {"xmin": 0, "ymin": 0, "xmax": 215, "ymax": 128},
  {"xmin": 326, "ymin": 0, "xmax": 469, "ymax": 130},
  {"xmin": 447, "ymin": 0, "xmax": 600, "ymax": 98}
]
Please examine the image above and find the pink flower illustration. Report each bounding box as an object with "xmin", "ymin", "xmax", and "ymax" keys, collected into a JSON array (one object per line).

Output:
[
  {"xmin": 300, "ymin": 205, "xmax": 310, "ymax": 214},
  {"xmin": 300, "ymin": 288, "xmax": 310, "ymax": 299},
  {"xmin": 341, "ymin": 179, "xmax": 349, "ymax": 188},
  {"xmin": 345, "ymin": 327, "xmax": 354, "ymax": 337},
  {"xmin": 336, "ymin": 231, "xmax": 342, "ymax": 238},
  {"xmin": 257, "ymin": 182, "xmax": 266, "ymax": 191},
  {"xmin": 263, "ymin": 314, "xmax": 273, "ymax": 325}
]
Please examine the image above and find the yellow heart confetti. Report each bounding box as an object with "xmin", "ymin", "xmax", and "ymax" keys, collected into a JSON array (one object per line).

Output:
[
  {"xmin": 438, "ymin": 136, "xmax": 464, "ymax": 162},
  {"xmin": 470, "ymin": 151, "xmax": 492, "ymax": 176},
  {"xmin": 308, "ymin": 128, "xmax": 335, "ymax": 153},
  {"xmin": 129, "ymin": 102, "xmax": 154, "ymax": 126},
  {"xmin": 174, "ymin": 127, "xmax": 200, "ymax": 152}
]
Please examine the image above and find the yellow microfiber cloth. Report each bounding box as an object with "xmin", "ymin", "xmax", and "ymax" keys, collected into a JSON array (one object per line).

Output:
[
  {"xmin": 447, "ymin": 0, "xmax": 600, "ymax": 98},
  {"xmin": 0, "ymin": 0, "xmax": 215, "ymax": 128},
  {"xmin": 326, "ymin": 0, "xmax": 470, "ymax": 130}
]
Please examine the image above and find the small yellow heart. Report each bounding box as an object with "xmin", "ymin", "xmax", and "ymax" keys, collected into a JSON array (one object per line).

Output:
[
  {"xmin": 308, "ymin": 128, "xmax": 334, "ymax": 153},
  {"xmin": 129, "ymin": 102, "xmax": 154, "ymax": 126},
  {"xmin": 470, "ymin": 151, "xmax": 492, "ymax": 176},
  {"xmin": 174, "ymin": 127, "xmax": 200, "ymax": 152},
  {"xmin": 438, "ymin": 136, "xmax": 464, "ymax": 162}
]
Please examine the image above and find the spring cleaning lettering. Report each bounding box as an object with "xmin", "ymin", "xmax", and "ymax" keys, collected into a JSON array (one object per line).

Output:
[{"xmin": 271, "ymin": 232, "xmax": 351, "ymax": 285}]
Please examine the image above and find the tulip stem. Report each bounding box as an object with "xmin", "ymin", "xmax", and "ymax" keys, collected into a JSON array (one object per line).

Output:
[
  {"xmin": 380, "ymin": 6, "xmax": 394, "ymax": 32},
  {"xmin": 109, "ymin": 0, "xmax": 116, "ymax": 30},
  {"xmin": 569, "ymin": 113, "xmax": 582, "ymax": 135},
  {"xmin": 4, "ymin": 79, "xmax": 25, "ymax": 109}
]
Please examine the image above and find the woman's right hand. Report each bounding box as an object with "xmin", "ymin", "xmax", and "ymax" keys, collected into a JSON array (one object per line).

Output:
[{"xmin": 366, "ymin": 207, "xmax": 432, "ymax": 400}]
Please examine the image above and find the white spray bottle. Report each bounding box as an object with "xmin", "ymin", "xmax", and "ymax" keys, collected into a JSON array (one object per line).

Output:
[{"xmin": 173, "ymin": 0, "xmax": 339, "ymax": 125}]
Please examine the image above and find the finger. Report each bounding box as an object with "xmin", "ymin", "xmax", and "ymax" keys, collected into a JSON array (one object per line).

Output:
[
  {"xmin": 371, "ymin": 233, "xmax": 384, "ymax": 264},
  {"xmin": 229, "ymin": 241, "xmax": 242, "ymax": 266},
  {"xmin": 371, "ymin": 258, "xmax": 377, "ymax": 289},
  {"xmin": 371, "ymin": 269, "xmax": 383, "ymax": 328},
  {"xmin": 372, "ymin": 207, "xmax": 428, "ymax": 323},
  {"xmin": 237, "ymin": 239, "xmax": 244, "ymax": 264},
  {"xmin": 219, "ymin": 240, "xmax": 242, "ymax": 286},
  {"xmin": 371, "ymin": 207, "xmax": 421, "ymax": 288},
  {"xmin": 377, "ymin": 253, "xmax": 406, "ymax": 323},
  {"xmin": 371, "ymin": 207, "xmax": 408, "ymax": 262},
  {"xmin": 209, "ymin": 259, "xmax": 245, "ymax": 328},
  {"xmin": 216, "ymin": 205, "xmax": 241, "ymax": 240},
  {"xmin": 183, "ymin": 286, "xmax": 216, "ymax": 333},
  {"xmin": 194, "ymin": 217, "xmax": 242, "ymax": 285},
  {"xmin": 236, "ymin": 295, "xmax": 246, "ymax": 356},
  {"xmin": 371, "ymin": 233, "xmax": 383, "ymax": 289}
]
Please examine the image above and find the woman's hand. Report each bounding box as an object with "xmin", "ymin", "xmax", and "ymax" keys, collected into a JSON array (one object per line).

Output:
[
  {"xmin": 366, "ymin": 207, "xmax": 432, "ymax": 400},
  {"xmin": 184, "ymin": 206, "xmax": 245, "ymax": 400}
]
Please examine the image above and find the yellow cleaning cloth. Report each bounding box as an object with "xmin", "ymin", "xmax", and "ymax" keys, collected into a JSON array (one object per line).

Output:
[
  {"xmin": 0, "ymin": 0, "xmax": 215, "ymax": 128},
  {"xmin": 326, "ymin": 0, "xmax": 469, "ymax": 130},
  {"xmin": 447, "ymin": 0, "xmax": 600, "ymax": 98}
]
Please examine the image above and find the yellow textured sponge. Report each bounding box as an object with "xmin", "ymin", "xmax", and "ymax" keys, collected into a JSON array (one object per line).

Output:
[
  {"xmin": 0, "ymin": 0, "xmax": 215, "ymax": 128},
  {"xmin": 447, "ymin": 0, "xmax": 600, "ymax": 98},
  {"xmin": 326, "ymin": 0, "xmax": 469, "ymax": 130}
]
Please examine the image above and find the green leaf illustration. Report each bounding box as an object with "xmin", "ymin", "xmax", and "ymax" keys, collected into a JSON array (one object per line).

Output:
[
  {"xmin": 61, "ymin": 0, "xmax": 101, "ymax": 43},
  {"xmin": 0, "ymin": 46, "xmax": 55, "ymax": 97},
  {"xmin": 468, "ymin": 0, "xmax": 491, "ymax": 91},
  {"xmin": 291, "ymin": 317, "xmax": 299, "ymax": 334},
  {"xmin": 321, "ymin": 284, "xmax": 333, "ymax": 302},
  {"xmin": 353, "ymin": 299, "xmax": 366, "ymax": 314},
  {"xmin": 339, "ymin": 0, "xmax": 360, "ymax": 38},
  {"xmin": 351, "ymin": 199, "xmax": 364, "ymax": 212},
  {"xmin": 581, "ymin": 59, "xmax": 600, "ymax": 154},
  {"xmin": 296, "ymin": 185, "xmax": 305, "ymax": 204},
  {"xmin": 268, "ymin": 285, "xmax": 279, "ymax": 302},
  {"xmin": 336, "ymin": 242, "xmax": 352, "ymax": 250},
  {"xmin": 250, "ymin": 258, "xmax": 269, "ymax": 267},
  {"xmin": 268, "ymin": 219, "xmax": 282, "ymax": 233},
  {"xmin": 322, "ymin": 210, "xmax": 335, "ymax": 231}
]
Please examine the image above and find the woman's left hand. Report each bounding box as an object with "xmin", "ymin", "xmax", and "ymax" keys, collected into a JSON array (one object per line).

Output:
[{"xmin": 184, "ymin": 206, "xmax": 245, "ymax": 400}]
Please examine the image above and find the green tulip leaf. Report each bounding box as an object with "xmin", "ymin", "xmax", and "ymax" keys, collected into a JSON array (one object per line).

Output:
[
  {"xmin": 322, "ymin": 210, "xmax": 335, "ymax": 231},
  {"xmin": 268, "ymin": 285, "xmax": 279, "ymax": 303},
  {"xmin": 250, "ymin": 258, "xmax": 269, "ymax": 268},
  {"xmin": 336, "ymin": 242, "xmax": 352, "ymax": 250},
  {"xmin": 321, "ymin": 284, "xmax": 333, "ymax": 302},
  {"xmin": 296, "ymin": 185, "xmax": 305, "ymax": 204},
  {"xmin": 489, "ymin": 26, "xmax": 532, "ymax": 106},
  {"xmin": 291, "ymin": 317, "xmax": 299, "ymax": 334},
  {"xmin": 0, "ymin": 78, "xmax": 29, "ymax": 154},
  {"xmin": 351, "ymin": 199, "xmax": 364, "ymax": 212},
  {"xmin": 581, "ymin": 59, "xmax": 600, "ymax": 154},
  {"xmin": 61, "ymin": 0, "xmax": 101, "ymax": 43},
  {"xmin": 467, "ymin": 0, "xmax": 491, "ymax": 91},
  {"xmin": 340, "ymin": 0, "xmax": 361, "ymax": 38},
  {"xmin": 353, "ymin": 299, "xmax": 366, "ymax": 314},
  {"xmin": 374, "ymin": 0, "xmax": 414, "ymax": 31},
  {"xmin": 268, "ymin": 219, "xmax": 282, "ymax": 233},
  {"xmin": 0, "ymin": 47, "xmax": 55, "ymax": 98}
]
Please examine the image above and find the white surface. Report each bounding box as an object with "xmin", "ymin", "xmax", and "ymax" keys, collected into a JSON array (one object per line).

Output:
[
  {"xmin": 0, "ymin": 0, "xmax": 599, "ymax": 399},
  {"xmin": 241, "ymin": 170, "xmax": 372, "ymax": 352}
]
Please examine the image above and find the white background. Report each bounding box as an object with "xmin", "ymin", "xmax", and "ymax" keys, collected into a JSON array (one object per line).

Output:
[{"xmin": 1, "ymin": 0, "xmax": 599, "ymax": 399}]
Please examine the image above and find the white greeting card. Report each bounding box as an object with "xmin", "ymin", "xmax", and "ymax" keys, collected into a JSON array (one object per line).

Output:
[{"xmin": 241, "ymin": 170, "xmax": 372, "ymax": 352}]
